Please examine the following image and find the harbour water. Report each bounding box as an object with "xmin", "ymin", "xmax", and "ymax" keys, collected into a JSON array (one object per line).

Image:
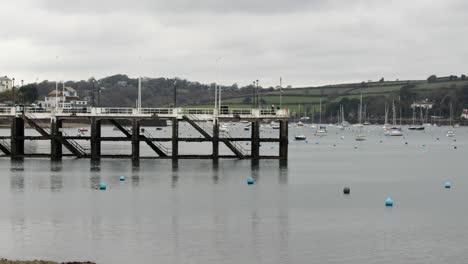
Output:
[{"xmin": 1, "ymin": 124, "xmax": 468, "ymax": 263}]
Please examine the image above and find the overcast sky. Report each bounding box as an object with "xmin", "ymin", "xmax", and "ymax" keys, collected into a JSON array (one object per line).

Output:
[{"xmin": 1, "ymin": 0, "xmax": 467, "ymax": 87}]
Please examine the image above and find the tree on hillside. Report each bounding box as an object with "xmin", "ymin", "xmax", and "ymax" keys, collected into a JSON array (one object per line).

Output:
[
  {"xmin": 379, "ymin": 77, "xmax": 385, "ymax": 82},
  {"xmin": 427, "ymin": 75, "xmax": 438, "ymax": 83},
  {"xmin": 19, "ymin": 84, "xmax": 39, "ymax": 103},
  {"xmin": 461, "ymin": 74, "xmax": 466, "ymax": 80}
]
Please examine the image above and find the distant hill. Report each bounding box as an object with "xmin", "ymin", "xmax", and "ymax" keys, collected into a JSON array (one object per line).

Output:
[{"xmin": 4, "ymin": 73, "xmax": 467, "ymax": 122}]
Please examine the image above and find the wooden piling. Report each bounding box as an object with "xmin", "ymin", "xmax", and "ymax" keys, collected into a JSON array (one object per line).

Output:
[
  {"xmin": 212, "ymin": 119, "xmax": 219, "ymax": 159},
  {"xmin": 10, "ymin": 117, "xmax": 24, "ymax": 159},
  {"xmin": 131, "ymin": 119, "xmax": 140, "ymax": 160},
  {"xmin": 91, "ymin": 117, "xmax": 101, "ymax": 160},
  {"xmin": 172, "ymin": 118, "xmax": 178, "ymax": 159},
  {"xmin": 279, "ymin": 120, "xmax": 288, "ymax": 160},
  {"xmin": 50, "ymin": 118, "xmax": 63, "ymax": 161},
  {"xmin": 251, "ymin": 120, "xmax": 260, "ymax": 159}
]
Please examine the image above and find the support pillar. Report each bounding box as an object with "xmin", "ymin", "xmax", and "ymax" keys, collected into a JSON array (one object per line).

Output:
[
  {"xmin": 172, "ymin": 118, "xmax": 179, "ymax": 159},
  {"xmin": 132, "ymin": 119, "xmax": 140, "ymax": 160},
  {"xmin": 279, "ymin": 120, "xmax": 288, "ymax": 160},
  {"xmin": 91, "ymin": 117, "xmax": 101, "ymax": 160},
  {"xmin": 251, "ymin": 120, "xmax": 260, "ymax": 159},
  {"xmin": 50, "ymin": 118, "xmax": 63, "ymax": 161},
  {"xmin": 212, "ymin": 119, "xmax": 219, "ymax": 159},
  {"xmin": 10, "ymin": 117, "xmax": 24, "ymax": 159}
]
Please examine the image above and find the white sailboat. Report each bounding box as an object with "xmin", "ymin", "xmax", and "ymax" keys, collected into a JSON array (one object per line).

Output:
[
  {"xmin": 447, "ymin": 103, "xmax": 455, "ymax": 137},
  {"xmin": 385, "ymin": 101, "xmax": 403, "ymax": 136},
  {"xmin": 336, "ymin": 105, "xmax": 345, "ymax": 130},
  {"xmin": 315, "ymin": 98, "xmax": 327, "ymax": 136},
  {"xmin": 355, "ymin": 94, "xmax": 366, "ymax": 141}
]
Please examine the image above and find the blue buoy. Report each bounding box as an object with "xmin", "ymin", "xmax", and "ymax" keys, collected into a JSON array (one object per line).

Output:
[
  {"xmin": 385, "ymin": 198, "xmax": 393, "ymax": 207},
  {"xmin": 247, "ymin": 177, "xmax": 254, "ymax": 185},
  {"xmin": 445, "ymin": 181, "xmax": 451, "ymax": 189},
  {"xmin": 99, "ymin": 183, "xmax": 107, "ymax": 190},
  {"xmin": 119, "ymin": 176, "xmax": 125, "ymax": 181},
  {"xmin": 305, "ymin": 140, "xmax": 308, "ymax": 143}
]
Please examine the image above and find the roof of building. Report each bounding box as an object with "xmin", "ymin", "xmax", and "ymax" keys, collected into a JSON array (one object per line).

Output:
[{"xmin": 0, "ymin": 76, "xmax": 11, "ymax": 81}]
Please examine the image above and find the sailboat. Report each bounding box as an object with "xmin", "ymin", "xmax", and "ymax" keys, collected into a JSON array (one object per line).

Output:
[
  {"xmin": 315, "ymin": 98, "xmax": 327, "ymax": 136},
  {"xmin": 385, "ymin": 101, "xmax": 403, "ymax": 136},
  {"xmin": 409, "ymin": 106, "xmax": 425, "ymax": 130},
  {"xmin": 383, "ymin": 102, "xmax": 391, "ymax": 130},
  {"xmin": 354, "ymin": 95, "xmax": 366, "ymax": 141},
  {"xmin": 336, "ymin": 105, "xmax": 345, "ymax": 130},
  {"xmin": 354, "ymin": 92, "xmax": 364, "ymax": 127},
  {"xmin": 363, "ymin": 104, "xmax": 371, "ymax": 125},
  {"xmin": 447, "ymin": 103, "xmax": 455, "ymax": 137}
]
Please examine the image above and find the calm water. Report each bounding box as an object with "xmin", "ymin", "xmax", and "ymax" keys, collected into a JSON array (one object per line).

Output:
[{"xmin": 1, "ymin": 124, "xmax": 468, "ymax": 263}]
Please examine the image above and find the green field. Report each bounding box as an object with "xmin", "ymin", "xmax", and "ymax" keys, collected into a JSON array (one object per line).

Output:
[{"xmin": 190, "ymin": 78, "xmax": 468, "ymax": 114}]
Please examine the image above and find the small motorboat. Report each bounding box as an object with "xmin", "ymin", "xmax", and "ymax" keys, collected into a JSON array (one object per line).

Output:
[
  {"xmin": 315, "ymin": 126, "xmax": 327, "ymax": 136},
  {"xmin": 386, "ymin": 127, "xmax": 403, "ymax": 136},
  {"xmin": 295, "ymin": 135, "xmax": 307, "ymax": 141},
  {"xmin": 446, "ymin": 130, "xmax": 455, "ymax": 137},
  {"xmin": 244, "ymin": 126, "xmax": 250, "ymax": 131},
  {"xmin": 78, "ymin": 128, "xmax": 88, "ymax": 133},
  {"xmin": 355, "ymin": 134, "xmax": 366, "ymax": 141},
  {"xmin": 219, "ymin": 125, "xmax": 229, "ymax": 133},
  {"xmin": 156, "ymin": 127, "xmax": 163, "ymax": 131}
]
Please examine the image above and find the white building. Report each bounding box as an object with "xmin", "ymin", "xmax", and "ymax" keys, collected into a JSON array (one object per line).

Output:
[
  {"xmin": 0, "ymin": 76, "xmax": 13, "ymax": 92},
  {"xmin": 38, "ymin": 87, "xmax": 88, "ymax": 109}
]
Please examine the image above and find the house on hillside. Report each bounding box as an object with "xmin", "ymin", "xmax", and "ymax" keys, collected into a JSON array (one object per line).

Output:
[
  {"xmin": 38, "ymin": 86, "xmax": 88, "ymax": 109},
  {"xmin": 411, "ymin": 99, "xmax": 433, "ymax": 109},
  {"xmin": 0, "ymin": 76, "xmax": 13, "ymax": 92}
]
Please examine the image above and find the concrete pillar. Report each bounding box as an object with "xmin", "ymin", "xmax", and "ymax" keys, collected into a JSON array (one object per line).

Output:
[
  {"xmin": 10, "ymin": 117, "xmax": 24, "ymax": 159},
  {"xmin": 131, "ymin": 119, "xmax": 140, "ymax": 160},
  {"xmin": 212, "ymin": 119, "xmax": 219, "ymax": 159},
  {"xmin": 172, "ymin": 118, "xmax": 179, "ymax": 159},
  {"xmin": 251, "ymin": 120, "xmax": 260, "ymax": 159},
  {"xmin": 279, "ymin": 120, "xmax": 288, "ymax": 160},
  {"xmin": 50, "ymin": 118, "xmax": 63, "ymax": 161},
  {"xmin": 91, "ymin": 117, "xmax": 101, "ymax": 160}
]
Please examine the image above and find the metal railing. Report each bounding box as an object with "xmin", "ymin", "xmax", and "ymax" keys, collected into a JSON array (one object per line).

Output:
[
  {"xmin": 61, "ymin": 130, "xmax": 89, "ymax": 154},
  {"xmin": 139, "ymin": 108, "xmax": 174, "ymax": 115}
]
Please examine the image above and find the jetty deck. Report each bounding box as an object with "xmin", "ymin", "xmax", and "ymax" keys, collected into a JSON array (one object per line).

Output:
[{"xmin": 0, "ymin": 107, "xmax": 289, "ymax": 160}]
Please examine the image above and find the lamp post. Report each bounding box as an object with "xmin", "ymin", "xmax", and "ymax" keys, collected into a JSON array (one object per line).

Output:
[{"xmin": 12, "ymin": 78, "xmax": 15, "ymax": 105}]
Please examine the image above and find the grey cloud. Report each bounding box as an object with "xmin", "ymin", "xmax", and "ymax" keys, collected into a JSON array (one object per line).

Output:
[{"xmin": 1, "ymin": 0, "xmax": 467, "ymax": 87}]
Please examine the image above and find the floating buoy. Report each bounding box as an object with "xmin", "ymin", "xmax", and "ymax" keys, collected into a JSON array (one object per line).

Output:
[
  {"xmin": 354, "ymin": 146, "xmax": 358, "ymax": 149},
  {"xmin": 436, "ymin": 138, "xmax": 439, "ymax": 140},
  {"xmin": 385, "ymin": 198, "xmax": 393, "ymax": 207},
  {"xmin": 247, "ymin": 177, "xmax": 254, "ymax": 185},
  {"xmin": 99, "ymin": 183, "xmax": 107, "ymax": 190},
  {"xmin": 343, "ymin": 187, "xmax": 350, "ymax": 194},
  {"xmin": 422, "ymin": 144, "xmax": 426, "ymax": 147},
  {"xmin": 119, "ymin": 176, "xmax": 125, "ymax": 181},
  {"xmin": 444, "ymin": 181, "xmax": 451, "ymax": 189},
  {"xmin": 379, "ymin": 140, "xmax": 383, "ymax": 143},
  {"xmin": 315, "ymin": 142, "xmax": 319, "ymax": 145},
  {"xmin": 305, "ymin": 140, "xmax": 308, "ymax": 143},
  {"xmin": 454, "ymin": 146, "xmax": 457, "ymax": 150},
  {"xmin": 405, "ymin": 142, "xmax": 408, "ymax": 145},
  {"xmin": 333, "ymin": 144, "xmax": 336, "ymax": 147}
]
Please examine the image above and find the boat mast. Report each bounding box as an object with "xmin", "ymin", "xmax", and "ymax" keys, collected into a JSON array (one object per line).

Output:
[
  {"xmin": 392, "ymin": 101, "xmax": 396, "ymax": 126},
  {"xmin": 319, "ymin": 98, "xmax": 322, "ymax": 124}
]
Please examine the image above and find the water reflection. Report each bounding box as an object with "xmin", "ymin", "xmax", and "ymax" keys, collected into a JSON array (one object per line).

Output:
[
  {"xmin": 90, "ymin": 159, "xmax": 101, "ymax": 172},
  {"xmin": 250, "ymin": 160, "xmax": 259, "ymax": 182},
  {"xmin": 50, "ymin": 174, "xmax": 63, "ymax": 192},
  {"xmin": 10, "ymin": 159, "xmax": 24, "ymax": 172},
  {"xmin": 211, "ymin": 161, "xmax": 219, "ymax": 184},
  {"xmin": 171, "ymin": 161, "xmax": 179, "ymax": 188},
  {"xmin": 50, "ymin": 161, "xmax": 62, "ymax": 172},
  {"xmin": 279, "ymin": 161, "xmax": 288, "ymax": 184}
]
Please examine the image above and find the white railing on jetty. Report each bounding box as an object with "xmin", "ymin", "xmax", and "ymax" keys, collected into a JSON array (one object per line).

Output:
[{"xmin": 0, "ymin": 106, "xmax": 289, "ymax": 119}]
